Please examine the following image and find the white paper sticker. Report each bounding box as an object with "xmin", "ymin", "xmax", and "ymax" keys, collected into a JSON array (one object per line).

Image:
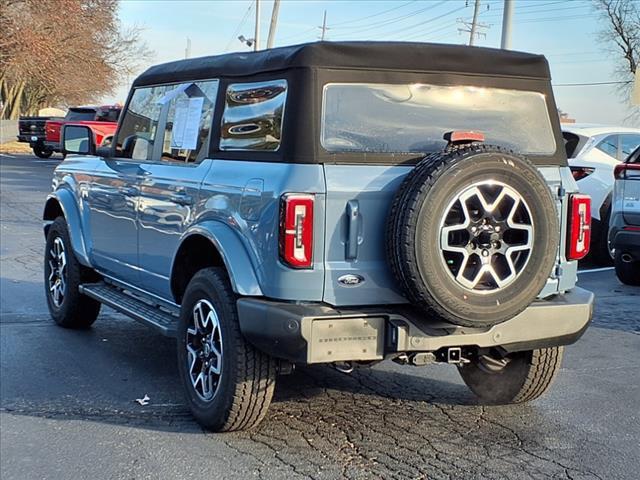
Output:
[
  {"xmin": 171, "ymin": 96, "xmax": 204, "ymax": 150},
  {"xmin": 157, "ymin": 83, "xmax": 190, "ymax": 105}
]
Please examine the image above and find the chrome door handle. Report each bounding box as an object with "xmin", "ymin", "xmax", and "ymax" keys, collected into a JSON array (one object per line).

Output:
[{"xmin": 169, "ymin": 192, "xmax": 193, "ymax": 206}]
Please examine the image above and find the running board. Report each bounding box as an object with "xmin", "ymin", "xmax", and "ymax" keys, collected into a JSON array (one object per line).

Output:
[{"xmin": 80, "ymin": 282, "xmax": 178, "ymax": 337}]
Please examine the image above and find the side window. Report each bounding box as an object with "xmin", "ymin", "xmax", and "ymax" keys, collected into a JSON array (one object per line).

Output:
[
  {"xmin": 595, "ymin": 134, "xmax": 619, "ymax": 159},
  {"xmin": 160, "ymin": 80, "xmax": 219, "ymax": 163},
  {"xmin": 115, "ymin": 85, "xmax": 175, "ymax": 161},
  {"xmin": 621, "ymin": 134, "xmax": 640, "ymax": 160},
  {"xmin": 220, "ymin": 80, "xmax": 287, "ymax": 151}
]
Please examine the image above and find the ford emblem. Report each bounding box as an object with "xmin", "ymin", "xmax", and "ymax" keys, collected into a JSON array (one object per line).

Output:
[{"xmin": 338, "ymin": 274, "xmax": 365, "ymax": 287}]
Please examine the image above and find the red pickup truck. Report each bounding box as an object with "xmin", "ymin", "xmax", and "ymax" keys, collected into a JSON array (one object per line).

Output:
[{"xmin": 45, "ymin": 105, "xmax": 121, "ymax": 154}]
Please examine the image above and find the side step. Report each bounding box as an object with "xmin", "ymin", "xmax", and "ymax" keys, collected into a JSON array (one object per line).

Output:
[{"xmin": 80, "ymin": 282, "xmax": 178, "ymax": 337}]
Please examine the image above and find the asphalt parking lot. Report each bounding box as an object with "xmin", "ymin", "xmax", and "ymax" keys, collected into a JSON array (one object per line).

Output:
[{"xmin": 1, "ymin": 153, "xmax": 639, "ymax": 480}]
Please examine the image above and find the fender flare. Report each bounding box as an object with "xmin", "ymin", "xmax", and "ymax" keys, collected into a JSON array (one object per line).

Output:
[
  {"xmin": 173, "ymin": 221, "xmax": 263, "ymax": 297},
  {"xmin": 43, "ymin": 190, "xmax": 91, "ymax": 267}
]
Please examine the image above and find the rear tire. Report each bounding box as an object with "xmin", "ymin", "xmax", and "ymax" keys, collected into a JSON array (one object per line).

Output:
[
  {"xmin": 44, "ymin": 217, "xmax": 101, "ymax": 328},
  {"xmin": 587, "ymin": 203, "xmax": 613, "ymax": 266},
  {"xmin": 33, "ymin": 146, "xmax": 53, "ymax": 159},
  {"xmin": 459, "ymin": 347, "xmax": 563, "ymax": 404},
  {"xmin": 177, "ymin": 267, "xmax": 277, "ymax": 432},
  {"xmin": 614, "ymin": 251, "xmax": 640, "ymax": 286}
]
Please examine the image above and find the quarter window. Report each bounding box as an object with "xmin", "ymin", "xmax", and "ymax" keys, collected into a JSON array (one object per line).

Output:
[
  {"xmin": 220, "ymin": 80, "xmax": 287, "ymax": 151},
  {"xmin": 595, "ymin": 135, "xmax": 619, "ymax": 159},
  {"xmin": 620, "ymin": 134, "xmax": 640, "ymax": 160}
]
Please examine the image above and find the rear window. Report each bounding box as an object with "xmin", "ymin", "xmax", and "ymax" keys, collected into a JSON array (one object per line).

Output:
[
  {"xmin": 65, "ymin": 108, "xmax": 96, "ymax": 122},
  {"xmin": 562, "ymin": 131, "xmax": 585, "ymax": 158},
  {"xmin": 322, "ymin": 83, "xmax": 556, "ymax": 155}
]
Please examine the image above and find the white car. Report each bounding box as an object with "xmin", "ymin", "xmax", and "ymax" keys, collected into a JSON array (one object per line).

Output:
[{"xmin": 563, "ymin": 124, "xmax": 640, "ymax": 265}]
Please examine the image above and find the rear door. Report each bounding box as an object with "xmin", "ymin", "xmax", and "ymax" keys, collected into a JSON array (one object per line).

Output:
[{"xmin": 621, "ymin": 147, "xmax": 640, "ymax": 226}]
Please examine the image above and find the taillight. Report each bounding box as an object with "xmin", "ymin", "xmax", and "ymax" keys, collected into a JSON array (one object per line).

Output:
[
  {"xmin": 570, "ymin": 166, "xmax": 595, "ymax": 181},
  {"xmin": 614, "ymin": 163, "xmax": 640, "ymax": 179},
  {"xmin": 279, "ymin": 194, "xmax": 314, "ymax": 268},
  {"xmin": 567, "ymin": 194, "xmax": 591, "ymax": 260}
]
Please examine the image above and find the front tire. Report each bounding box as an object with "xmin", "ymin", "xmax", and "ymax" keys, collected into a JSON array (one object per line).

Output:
[
  {"xmin": 614, "ymin": 251, "xmax": 640, "ymax": 286},
  {"xmin": 33, "ymin": 146, "xmax": 53, "ymax": 159},
  {"xmin": 44, "ymin": 217, "xmax": 101, "ymax": 328},
  {"xmin": 459, "ymin": 347, "xmax": 563, "ymax": 404},
  {"xmin": 177, "ymin": 267, "xmax": 277, "ymax": 432}
]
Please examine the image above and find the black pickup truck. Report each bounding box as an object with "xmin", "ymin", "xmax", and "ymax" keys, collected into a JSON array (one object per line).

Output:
[{"xmin": 17, "ymin": 116, "xmax": 63, "ymax": 158}]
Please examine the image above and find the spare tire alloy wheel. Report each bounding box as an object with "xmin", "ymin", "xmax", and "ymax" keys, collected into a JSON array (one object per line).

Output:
[
  {"xmin": 186, "ymin": 299, "xmax": 223, "ymax": 401},
  {"xmin": 47, "ymin": 237, "xmax": 67, "ymax": 307},
  {"xmin": 439, "ymin": 180, "xmax": 534, "ymax": 292},
  {"xmin": 387, "ymin": 145, "xmax": 559, "ymax": 328}
]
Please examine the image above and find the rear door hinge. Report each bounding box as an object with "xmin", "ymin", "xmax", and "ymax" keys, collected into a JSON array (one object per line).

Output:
[{"xmin": 557, "ymin": 186, "xmax": 566, "ymax": 199}]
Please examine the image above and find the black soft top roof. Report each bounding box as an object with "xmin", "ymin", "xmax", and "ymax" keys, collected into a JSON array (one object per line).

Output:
[{"xmin": 133, "ymin": 41, "xmax": 550, "ymax": 87}]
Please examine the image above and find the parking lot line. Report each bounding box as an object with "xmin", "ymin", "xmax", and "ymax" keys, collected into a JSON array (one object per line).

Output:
[{"xmin": 578, "ymin": 267, "xmax": 615, "ymax": 274}]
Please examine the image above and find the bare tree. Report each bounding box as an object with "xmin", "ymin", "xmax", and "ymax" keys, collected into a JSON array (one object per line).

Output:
[
  {"xmin": 0, "ymin": 0, "xmax": 152, "ymax": 119},
  {"xmin": 595, "ymin": 0, "xmax": 640, "ymax": 123}
]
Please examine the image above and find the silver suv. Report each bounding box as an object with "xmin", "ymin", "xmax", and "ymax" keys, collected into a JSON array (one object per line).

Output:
[
  {"xmin": 44, "ymin": 42, "xmax": 594, "ymax": 432},
  {"xmin": 610, "ymin": 146, "xmax": 640, "ymax": 285}
]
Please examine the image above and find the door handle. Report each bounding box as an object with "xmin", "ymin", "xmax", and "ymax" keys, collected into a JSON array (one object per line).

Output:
[
  {"xmin": 346, "ymin": 199, "xmax": 359, "ymax": 260},
  {"xmin": 118, "ymin": 186, "xmax": 139, "ymax": 196},
  {"xmin": 169, "ymin": 192, "xmax": 193, "ymax": 206}
]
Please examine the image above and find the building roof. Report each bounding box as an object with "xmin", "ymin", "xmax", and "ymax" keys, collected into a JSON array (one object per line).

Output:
[{"xmin": 133, "ymin": 41, "xmax": 551, "ymax": 87}]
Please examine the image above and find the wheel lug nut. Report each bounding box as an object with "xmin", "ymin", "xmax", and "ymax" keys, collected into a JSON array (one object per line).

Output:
[{"xmin": 482, "ymin": 249, "xmax": 489, "ymax": 257}]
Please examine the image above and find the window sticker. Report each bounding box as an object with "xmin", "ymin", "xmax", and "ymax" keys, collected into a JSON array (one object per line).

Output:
[{"xmin": 171, "ymin": 96, "xmax": 204, "ymax": 150}]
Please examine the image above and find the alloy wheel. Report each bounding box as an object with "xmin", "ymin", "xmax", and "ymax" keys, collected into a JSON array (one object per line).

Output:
[
  {"xmin": 186, "ymin": 299, "xmax": 223, "ymax": 401},
  {"xmin": 47, "ymin": 237, "xmax": 67, "ymax": 307},
  {"xmin": 439, "ymin": 180, "xmax": 534, "ymax": 292}
]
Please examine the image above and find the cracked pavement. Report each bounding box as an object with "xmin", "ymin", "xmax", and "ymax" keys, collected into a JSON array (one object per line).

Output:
[{"xmin": 1, "ymin": 153, "xmax": 639, "ymax": 480}]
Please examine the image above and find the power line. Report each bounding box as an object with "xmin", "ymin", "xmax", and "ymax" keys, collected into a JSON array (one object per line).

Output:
[
  {"xmin": 330, "ymin": 1, "xmax": 449, "ymax": 37},
  {"xmin": 330, "ymin": 0, "xmax": 418, "ymax": 28},
  {"xmin": 224, "ymin": 1, "xmax": 255, "ymax": 52},
  {"xmin": 553, "ymin": 81, "xmax": 630, "ymax": 87},
  {"xmin": 358, "ymin": 4, "xmax": 468, "ymax": 40}
]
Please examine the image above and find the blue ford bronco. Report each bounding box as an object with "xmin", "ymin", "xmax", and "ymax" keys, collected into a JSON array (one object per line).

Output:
[{"xmin": 44, "ymin": 42, "xmax": 594, "ymax": 432}]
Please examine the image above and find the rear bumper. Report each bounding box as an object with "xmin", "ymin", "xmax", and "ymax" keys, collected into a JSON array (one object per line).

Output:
[
  {"xmin": 237, "ymin": 287, "xmax": 594, "ymax": 364},
  {"xmin": 17, "ymin": 135, "xmax": 44, "ymax": 146},
  {"xmin": 612, "ymin": 229, "xmax": 640, "ymax": 259}
]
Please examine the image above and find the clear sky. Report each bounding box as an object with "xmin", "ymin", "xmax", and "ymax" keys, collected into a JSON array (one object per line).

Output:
[{"xmin": 108, "ymin": 0, "xmax": 638, "ymax": 126}]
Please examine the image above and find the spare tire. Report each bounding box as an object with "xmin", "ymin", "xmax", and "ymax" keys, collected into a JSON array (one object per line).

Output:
[{"xmin": 386, "ymin": 144, "xmax": 558, "ymax": 328}]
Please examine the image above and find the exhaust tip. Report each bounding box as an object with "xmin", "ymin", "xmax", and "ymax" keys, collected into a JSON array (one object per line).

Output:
[{"xmin": 621, "ymin": 253, "xmax": 634, "ymax": 263}]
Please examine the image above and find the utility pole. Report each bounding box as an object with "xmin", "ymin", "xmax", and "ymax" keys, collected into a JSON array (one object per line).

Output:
[
  {"xmin": 458, "ymin": 0, "xmax": 489, "ymax": 46},
  {"xmin": 469, "ymin": 0, "xmax": 480, "ymax": 46},
  {"xmin": 185, "ymin": 37, "xmax": 191, "ymax": 59},
  {"xmin": 266, "ymin": 0, "xmax": 281, "ymax": 49},
  {"xmin": 254, "ymin": 0, "xmax": 261, "ymax": 51},
  {"xmin": 501, "ymin": 0, "xmax": 514, "ymax": 49},
  {"xmin": 319, "ymin": 10, "xmax": 328, "ymax": 41}
]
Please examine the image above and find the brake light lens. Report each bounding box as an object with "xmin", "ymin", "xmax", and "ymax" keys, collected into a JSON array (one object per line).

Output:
[
  {"xmin": 614, "ymin": 163, "xmax": 640, "ymax": 179},
  {"xmin": 567, "ymin": 194, "xmax": 591, "ymax": 260},
  {"xmin": 279, "ymin": 194, "xmax": 314, "ymax": 268},
  {"xmin": 570, "ymin": 166, "xmax": 595, "ymax": 181}
]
